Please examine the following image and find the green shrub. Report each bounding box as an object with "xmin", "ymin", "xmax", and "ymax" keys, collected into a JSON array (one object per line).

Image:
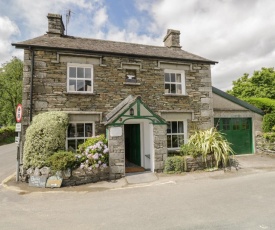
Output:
[
  {"xmin": 77, "ymin": 135, "xmax": 109, "ymax": 170},
  {"xmin": 188, "ymin": 128, "xmax": 234, "ymax": 168},
  {"xmin": 179, "ymin": 144, "xmax": 200, "ymax": 157},
  {"xmin": 263, "ymin": 132, "xmax": 275, "ymax": 142},
  {"xmin": 243, "ymin": 98, "xmax": 275, "ymax": 114},
  {"xmin": 263, "ymin": 113, "xmax": 275, "ymax": 132},
  {"xmin": 0, "ymin": 126, "xmax": 15, "ymax": 145},
  {"xmin": 164, "ymin": 156, "xmax": 184, "ymax": 173},
  {"xmin": 46, "ymin": 151, "xmax": 78, "ymax": 172},
  {"xmin": 23, "ymin": 111, "xmax": 69, "ymax": 169}
]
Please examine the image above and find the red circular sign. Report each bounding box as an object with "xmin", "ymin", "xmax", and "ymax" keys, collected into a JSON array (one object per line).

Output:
[{"xmin": 16, "ymin": 104, "xmax": 23, "ymax": 123}]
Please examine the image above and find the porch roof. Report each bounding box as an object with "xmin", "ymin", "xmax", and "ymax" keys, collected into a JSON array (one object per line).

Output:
[{"xmin": 104, "ymin": 95, "xmax": 166, "ymax": 126}]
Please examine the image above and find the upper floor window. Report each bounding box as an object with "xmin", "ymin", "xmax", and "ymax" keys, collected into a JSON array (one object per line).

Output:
[
  {"xmin": 67, "ymin": 63, "xmax": 93, "ymax": 93},
  {"xmin": 164, "ymin": 70, "xmax": 185, "ymax": 95}
]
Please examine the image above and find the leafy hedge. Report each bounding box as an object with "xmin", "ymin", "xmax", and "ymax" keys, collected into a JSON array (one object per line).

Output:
[
  {"xmin": 23, "ymin": 111, "xmax": 69, "ymax": 169},
  {"xmin": 262, "ymin": 113, "xmax": 275, "ymax": 132},
  {"xmin": 46, "ymin": 151, "xmax": 78, "ymax": 173},
  {"xmin": 243, "ymin": 98, "xmax": 275, "ymax": 114},
  {"xmin": 0, "ymin": 126, "xmax": 15, "ymax": 145},
  {"xmin": 164, "ymin": 156, "xmax": 185, "ymax": 173}
]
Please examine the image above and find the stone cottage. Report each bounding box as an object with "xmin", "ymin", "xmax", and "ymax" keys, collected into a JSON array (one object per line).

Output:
[{"xmin": 12, "ymin": 13, "xmax": 262, "ymax": 179}]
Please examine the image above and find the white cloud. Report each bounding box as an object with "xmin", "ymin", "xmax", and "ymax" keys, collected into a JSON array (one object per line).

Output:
[
  {"xmin": 143, "ymin": 0, "xmax": 275, "ymax": 90},
  {"xmin": 0, "ymin": 16, "xmax": 20, "ymax": 63},
  {"xmin": 93, "ymin": 7, "xmax": 108, "ymax": 29}
]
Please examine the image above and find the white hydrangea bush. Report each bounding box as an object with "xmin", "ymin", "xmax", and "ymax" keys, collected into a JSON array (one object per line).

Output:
[{"xmin": 23, "ymin": 111, "xmax": 69, "ymax": 169}]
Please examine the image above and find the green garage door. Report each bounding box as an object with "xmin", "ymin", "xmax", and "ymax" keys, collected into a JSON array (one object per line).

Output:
[{"xmin": 214, "ymin": 118, "xmax": 253, "ymax": 155}]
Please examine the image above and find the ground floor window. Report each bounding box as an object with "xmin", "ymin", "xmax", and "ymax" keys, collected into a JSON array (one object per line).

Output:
[
  {"xmin": 67, "ymin": 122, "xmax": 94, "ymax": 152},
  {"xmin": 167, "ymin": 121, "xmax": 185, "ymax": 149}
]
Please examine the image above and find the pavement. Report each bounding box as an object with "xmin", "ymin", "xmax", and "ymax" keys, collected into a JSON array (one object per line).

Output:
[{"xmin": 2, "ymin": 152, "xmax": 275, "ymax": 194}]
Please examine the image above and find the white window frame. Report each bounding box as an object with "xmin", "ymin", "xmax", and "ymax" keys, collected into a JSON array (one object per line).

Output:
[
  {"xmin": 164, "ymin": 69, "xmax": 186, "ymax": 95},
  {"xmin": 67, "ymin": 63, "xmax": 93, "ymax": 93},
  {"xmin": 66, "ymin": 122, "xmax": 95, "ymax": 151},
  {"xmin": 166, "ymin": 120, "xmax": 187, "ymax": 150}
]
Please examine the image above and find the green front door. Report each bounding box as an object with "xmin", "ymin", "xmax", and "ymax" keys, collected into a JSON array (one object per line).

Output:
[
  {"xmin": 214, "ymin": 118, "xmax": 253, "ymax": 155},
  {"xmin": 124, "ymin": 124, "xmax": 141, "ymax": 166}
]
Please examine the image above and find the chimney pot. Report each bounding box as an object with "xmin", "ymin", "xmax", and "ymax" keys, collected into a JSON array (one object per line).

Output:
[{"xmin": 163, "ymin": 29, "xmax": 181, "ymax": 48}]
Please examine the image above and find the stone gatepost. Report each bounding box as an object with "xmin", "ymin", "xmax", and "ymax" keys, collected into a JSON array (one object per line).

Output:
[
  {"xmin": 108, "ymin": 126, "xmax": 125, "ymax": 179},
  {"xmin": 153, "ymin": 125, "xmax": 167, "ymax": 172}
]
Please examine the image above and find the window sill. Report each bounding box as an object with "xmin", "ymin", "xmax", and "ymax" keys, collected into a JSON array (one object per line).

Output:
[
  {"xmin": 163, "ymin": 94, "xmax": 188, "ymax": 97},
  {"xmin": 65, "ymin": 92, "xmax": 96, "ymax": 95},
  {"xmin": 123, "ymin": 82, "xmax": 141, "ymax": 86}
]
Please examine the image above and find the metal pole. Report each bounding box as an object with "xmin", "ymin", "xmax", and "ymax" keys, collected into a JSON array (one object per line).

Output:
[{"xmin": 16, "ymin": 132, "xmax": 20, "ymax": 182}]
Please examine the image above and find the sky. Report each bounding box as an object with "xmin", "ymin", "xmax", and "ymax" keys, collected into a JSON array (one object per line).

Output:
[{"xmin": 1, "ymin": 0, "xmax": 275, "ymax": 90}]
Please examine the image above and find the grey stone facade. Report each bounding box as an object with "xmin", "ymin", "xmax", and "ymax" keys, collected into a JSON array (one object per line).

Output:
[{"xmin": 14, "ymin": 13, "xmax": 217, "ymax": 179}]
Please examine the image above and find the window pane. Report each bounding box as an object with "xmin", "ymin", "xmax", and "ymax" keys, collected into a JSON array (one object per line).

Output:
[
  {"xmin": 165, "ymin": 84, "xmax": 170, "ymax": 94},
  {"xmin": 172, "ymin": 135, "xmax": 178, "ymax": 148},
  {"xmin": 76, "ymin": 124, "xmax": 84, "ymax": 137},
  {"xmin": 85, "ymin": 80, "xmax": 92, "ymax": 91},
  {"xmin": 77, "ymin": 67, "xmax": 84, "ymax": 78},
  {"xmin": 167, "ymin": 122, "xmax": 171, "ymax": 134},
  {"xmin": 171, "ymin": 73, "xmax": 175, "ymax": 82},
  {"xmin": 172, "ymin": 121, "xmax": 177, "ymax": 133},
  {"xmin": 77, "ymin": 139, "xmax": 85, "ymax": 149},
  {"xmin": 67, "ymin": 140, "xmax": 76, "ymax": 152},
  {"xmin": 176, "ymin": 74, "xmax": 181, "ymax": 82},
  {"xmin": 171, "ymin": 84, "xmax": 176, "ymax": 93},
  {"xmin": 178, "ymin": 121, "xmax": 184, "ymax": 133},
  {"xmin": 69, "ymin": 80, "xmax": 76, "ymax": 91},
  {"xmin": 178, "ymin": 135, "xmax": 184, "ymax": 146},
  {"xmin": 167, "ymin": 135, "xmax": 172, "ymax": 148},
  {"xmin": 223, "ymin": 118, "xmax": 230, "ymax": 130},
  {"xmin": 176, "ymin": 85, "xmax": 182, "ymax": 94},
  {"xmin": 85, "ymin": 68, "xmax": 91, "ymax": 78},
  {"xmin": 165, "ymin": 73, "xmax": 170, "ymax": 82},
  {"xmin": 68, "ymin": 124, "xmax": 76, "ymax": 137},
  {"xmin": 77, "ymin": 80, "xmax": 85, "ymax": 91},
  {"xmin": 233, "ymin": 119, "xmax": 240, "ymax": 130},
  {"xmin": 85, "ymin": 123, "xmax": 93, "ymax": 137},
  {"xmin": 69, "ymin": 67, "xmax": 76, "ymax": 78}
]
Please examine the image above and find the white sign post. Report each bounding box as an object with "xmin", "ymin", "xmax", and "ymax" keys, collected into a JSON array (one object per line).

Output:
[{"xmin": 15, "ymin": 104, "xmax": 23, "ymax": 182}]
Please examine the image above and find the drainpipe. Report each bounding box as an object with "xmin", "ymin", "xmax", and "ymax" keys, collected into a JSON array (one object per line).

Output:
[{"xmin": 29, "ymin": 47, "xmax": 34, "ymax": 122}]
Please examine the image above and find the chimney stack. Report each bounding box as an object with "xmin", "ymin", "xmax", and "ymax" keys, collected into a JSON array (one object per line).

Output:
[
  {"xmin": 163, "ymin": 29, "xmax": 181, "ymax": 48},
  {"xmin": 47, "ymin": 13, "xmax": 65, "ymax": 37}
]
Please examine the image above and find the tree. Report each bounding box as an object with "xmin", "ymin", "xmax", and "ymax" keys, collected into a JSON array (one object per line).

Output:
[
  {"xmin": 0, "ymin": 57, "xmax": 23, "ymax": 125},
  {"xmin": 227, "ymin": 68, "xmax": 275, "ymax": 99}
]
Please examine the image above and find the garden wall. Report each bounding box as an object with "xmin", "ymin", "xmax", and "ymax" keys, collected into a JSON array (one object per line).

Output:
[{"xmin": 25, "ymin": 166, "xmax": 110, "ymax": 187}]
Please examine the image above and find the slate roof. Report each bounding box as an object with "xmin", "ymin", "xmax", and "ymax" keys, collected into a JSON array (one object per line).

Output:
[
  {"xmin": 12, "ymin": 34, "xmax": 217, "ymax": 64},
  {"xmin": 212, "ymin": 87, "xmax": 265, "ymax": 115}
]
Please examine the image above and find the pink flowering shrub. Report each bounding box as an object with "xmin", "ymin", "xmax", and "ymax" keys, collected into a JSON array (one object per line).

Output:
[{"xmin": 77, "ymin": 135, "xmax": 109, "ymax": 170}]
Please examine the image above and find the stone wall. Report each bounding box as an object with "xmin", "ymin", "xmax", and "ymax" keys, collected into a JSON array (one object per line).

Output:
[
  {"xmin": 62, "ymin": 168, "xmax": 109, "ymax": 186},
  {"xmin": 154, "ymin": 125, "xmax": 167, "ymax": 172},
  {"xmin": 108, "ymin": 126, "xmax": 125, "ymax": 179},
  {"xmin": 24, "ymin": 166, "xmax": 110, "ymax": 187},
  {"xmin": 21, "ymin": 49, "xmax": 213, "ymax": 137},
  {"xmin": 255, "ymin": 132, "xmax": 275, "ymax": 154}
]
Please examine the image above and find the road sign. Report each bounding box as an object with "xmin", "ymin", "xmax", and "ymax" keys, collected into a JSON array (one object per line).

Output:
[
  {"xmin": 15, "ymin": 136, "xmax": 20, "ymax": 144},
  {"xmin": 15, "ymin": 123, "xmax": 21, "ymax": 132},
  {"xmin": 16, "ymin": 104, "xmax": 23, "ymax": 123}
]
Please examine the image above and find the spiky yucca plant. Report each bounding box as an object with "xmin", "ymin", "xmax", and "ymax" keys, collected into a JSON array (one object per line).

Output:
[{"xmin": 188, "ymin": 127, "xmax": 234, "ymax": 168}]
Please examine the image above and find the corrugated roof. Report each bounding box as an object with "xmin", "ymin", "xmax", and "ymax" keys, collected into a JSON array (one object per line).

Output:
[
  {"xmin": 212, "ymin": 86, "xmax": 265, "ymax": 115},
  {"xmin": 12, "ymin": 34, "xmax": 217, "ymax": 64}
]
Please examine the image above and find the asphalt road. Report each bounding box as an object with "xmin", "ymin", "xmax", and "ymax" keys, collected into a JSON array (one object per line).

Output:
[
  {"xmin": 1, "ymin": 143, "xmax": 275, "ymax": 230},
  {"xmin": 0, "ymin": 143, "xmax": 16, "ymax": 181}
]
